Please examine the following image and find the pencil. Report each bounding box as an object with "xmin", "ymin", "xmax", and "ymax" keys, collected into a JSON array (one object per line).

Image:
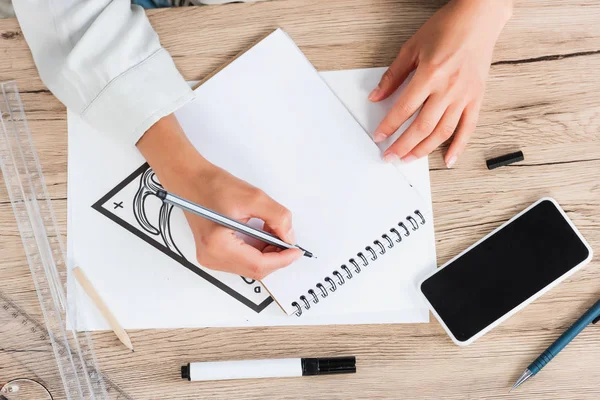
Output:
[
  {"xmin": 156, "ymin": 189, "xmax": 315, "ymax": 258},
  {"xmin": 72, "ymin": 266, "xmax": 134, "ymax": 352}
]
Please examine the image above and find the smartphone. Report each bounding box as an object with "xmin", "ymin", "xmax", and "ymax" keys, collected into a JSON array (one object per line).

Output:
[{"xmin": 419, "ymin": 198, "xmax": 593, "ymax": 346}]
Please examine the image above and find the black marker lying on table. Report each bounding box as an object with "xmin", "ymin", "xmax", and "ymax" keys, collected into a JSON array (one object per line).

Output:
[
  {"xmin": 156, "ymin": 189, "xmax": 315, "ymax": 258},
  {"xmin": 181, "ymin": 357, "xmax": 356, "ymax": 381}
]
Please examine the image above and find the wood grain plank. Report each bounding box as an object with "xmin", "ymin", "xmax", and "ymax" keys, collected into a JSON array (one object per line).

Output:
[
  {"xmin": 0, "ymin": 1, "xmax": 599, "ymax": 399},
  {"xmin": 1, "ymin": 0, "xmax": 600, "ymax": 91}
]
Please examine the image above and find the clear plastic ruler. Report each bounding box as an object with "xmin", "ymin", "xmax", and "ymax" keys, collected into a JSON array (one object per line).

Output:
[{"xmin": 0, "ymin": 81, "xmax": 132, "ymax": 400}]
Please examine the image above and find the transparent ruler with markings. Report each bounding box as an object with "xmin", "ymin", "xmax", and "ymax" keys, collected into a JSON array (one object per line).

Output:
[{"xmin": 0, "ymin": 81, "xmax": 132, "ymax": 399}]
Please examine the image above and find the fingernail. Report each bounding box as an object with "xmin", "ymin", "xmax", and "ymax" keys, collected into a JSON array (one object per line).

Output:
[
  {"xmin": 401, "ymin": 154, "xmax": 417, "ymax": 164},
  {"xmin": 383, "ymin": 153, "xmax": 399, "ymax": 163},
  {"xmin": 287, "ymin": 229, "xmax": 297, "ymax": 244},
  {"xmin": 373, "ymin": 132, "xmax": 387, "ymax": 143},
  {"xmin": 368, "ymin": 86, "xmax": 381, "ymax": 101},
  {"xmin": 446, "ymin": 155, "xmax": 457, "ymax": 168}
]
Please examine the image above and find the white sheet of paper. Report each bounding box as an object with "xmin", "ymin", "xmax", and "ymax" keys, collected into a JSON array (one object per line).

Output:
[
  {"xmin": 67, "ymin": 31, "xmax": 435, "ymax": 330},
  {"xmin": 320, "ymin": 66, "xmax": 436, "ymax": 308}
]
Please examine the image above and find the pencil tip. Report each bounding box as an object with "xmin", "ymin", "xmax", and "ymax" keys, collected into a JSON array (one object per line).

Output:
[
  {"xmin": 511, "ymin": 369, "xmax": 533, "ymax": 392},
  {"xmin": 131, "ymin": 349, "xmax": 135, "ymax": 353}
]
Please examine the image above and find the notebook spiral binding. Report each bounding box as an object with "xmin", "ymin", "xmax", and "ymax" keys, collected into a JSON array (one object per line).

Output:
[{"xmin": 291, "ymin": 210, "xmax": 426, "ymax": 316}]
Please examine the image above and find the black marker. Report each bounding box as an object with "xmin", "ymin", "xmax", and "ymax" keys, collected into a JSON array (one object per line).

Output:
[{"xmin": 181, "ymin": 357, "xmax": 356, "ymax": 381}]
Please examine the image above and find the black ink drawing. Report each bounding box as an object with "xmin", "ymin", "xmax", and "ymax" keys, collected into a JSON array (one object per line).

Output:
[
  {"xmin": 132, "ymin": 168, "xmax": 184, "ymax": 258},
  {"xmin": 92, "ymin": 163, "xmax": 271, "ymax": 312}
]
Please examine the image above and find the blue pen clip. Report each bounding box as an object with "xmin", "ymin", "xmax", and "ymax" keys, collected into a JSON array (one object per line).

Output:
[{"xmin": 594, "ymin": 315, "xmax": 600, "ymax": 324}]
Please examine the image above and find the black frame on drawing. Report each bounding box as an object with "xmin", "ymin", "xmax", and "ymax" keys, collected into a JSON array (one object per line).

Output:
[{"xmin": 91, "ymin": 162, "xmax": 274, "ymax": 313}]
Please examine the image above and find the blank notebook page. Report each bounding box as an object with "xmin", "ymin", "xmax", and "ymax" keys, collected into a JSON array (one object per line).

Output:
[{"xmin": 175, "ymin": 29, "xmax": 425, "ymax": 316}]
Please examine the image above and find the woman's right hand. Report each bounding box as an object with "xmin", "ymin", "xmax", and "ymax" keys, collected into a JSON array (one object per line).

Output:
[{"xmin": 137, "ymin": 114, "xmax": 302, "ymax": 280}]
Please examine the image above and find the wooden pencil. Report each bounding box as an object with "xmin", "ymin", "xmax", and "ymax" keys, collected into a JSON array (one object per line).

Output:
[{"xmin": 72, "ymin": 266, "xmax": 134, "ymax": 352}]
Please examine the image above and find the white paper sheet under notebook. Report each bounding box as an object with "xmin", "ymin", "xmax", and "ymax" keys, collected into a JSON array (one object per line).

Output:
[{"xmin": 67, "ymin": 30, "xmax": 435, "ymax": 329}]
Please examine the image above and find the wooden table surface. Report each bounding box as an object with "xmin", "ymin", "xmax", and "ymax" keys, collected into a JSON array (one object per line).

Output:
[{"xmin": 1, "ymin": 0, "xmax": 599, "ymax": 399}]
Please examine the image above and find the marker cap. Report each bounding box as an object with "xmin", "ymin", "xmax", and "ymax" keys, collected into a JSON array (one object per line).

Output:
[
  {"xmin": 301, "ymin": 357, "xmax": 356, "ymax": 375},
  {"xmin": 181, "ymin": 364, "xmax": 190, "ymax": 380}
]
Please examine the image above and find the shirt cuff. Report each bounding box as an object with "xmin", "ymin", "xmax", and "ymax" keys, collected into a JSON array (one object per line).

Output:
[{"xmin": 81, "ymin": 48, "xmax": 195, "ymax": 144}]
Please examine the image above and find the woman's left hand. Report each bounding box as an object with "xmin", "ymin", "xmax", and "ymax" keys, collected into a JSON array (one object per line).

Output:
[{"xmin": 369, "ymin": 0, "xmax": 513, "ymax": 168}]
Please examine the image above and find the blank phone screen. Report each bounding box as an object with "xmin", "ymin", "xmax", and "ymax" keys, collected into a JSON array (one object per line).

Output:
[{"xmin": 421, "ymin": 199, "xmax": 590, "ymax": 343}]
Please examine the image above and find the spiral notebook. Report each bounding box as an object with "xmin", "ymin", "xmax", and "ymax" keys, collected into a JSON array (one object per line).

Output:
[{"xmin": 173, "ymin": 29, "xmax": 429, "ymax": 316}]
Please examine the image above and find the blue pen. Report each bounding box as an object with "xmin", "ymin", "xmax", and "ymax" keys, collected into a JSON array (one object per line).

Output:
[{"xmin": 511, "ymin": 299, "xmax": 600, "ymax": 391}]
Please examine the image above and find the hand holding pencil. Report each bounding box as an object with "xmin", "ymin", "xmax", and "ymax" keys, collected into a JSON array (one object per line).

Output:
[{"xmin": 137, "ymin": 114, "xmax": 303, "ymax": 281}]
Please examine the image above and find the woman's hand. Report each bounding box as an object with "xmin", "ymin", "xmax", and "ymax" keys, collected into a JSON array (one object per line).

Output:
[
  {"xmin": 137, "ymin": 114, "xmax": 302, "ymax": 280},
  {"xmin": 369, "ymin": 0, "xmax": 512, "ymax": 167}
]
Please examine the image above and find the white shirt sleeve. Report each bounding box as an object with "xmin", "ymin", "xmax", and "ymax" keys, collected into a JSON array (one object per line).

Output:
[{"xmin": 12, "ymin": 0, "xmax": 194, "ymax": 144}]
